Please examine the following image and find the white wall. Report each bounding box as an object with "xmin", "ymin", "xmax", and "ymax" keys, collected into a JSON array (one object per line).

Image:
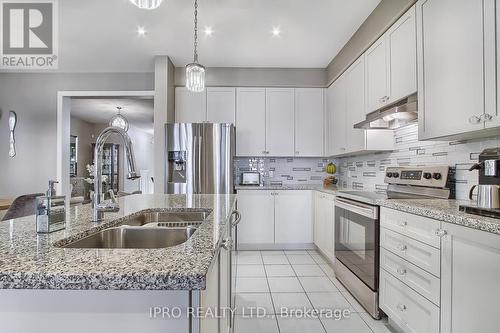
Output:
[{"xmin": 0, "ymin": 72, "xmax": 153, "ymax": 198}]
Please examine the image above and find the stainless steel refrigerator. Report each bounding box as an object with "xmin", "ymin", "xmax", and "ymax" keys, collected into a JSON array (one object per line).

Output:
[{"xmin": 165, "ymin": 123, "xmax": 235, "ymax": 194}]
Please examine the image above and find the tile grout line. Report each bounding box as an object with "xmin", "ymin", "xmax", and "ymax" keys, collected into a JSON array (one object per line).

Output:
[
  {"xmin": 261, "ymin": 250, "xmax": 282, "ymax": 333},
  {"xmin": 291, "ymin": 251, "xmax": 328, "ymax": 333}
]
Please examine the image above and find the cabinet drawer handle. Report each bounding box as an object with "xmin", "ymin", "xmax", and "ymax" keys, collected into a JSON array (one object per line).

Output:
[
  {"xmin": 397, "ymin": 244, "xmax": 407, "ymax": 252},
  {"xmin": 434, "ymin": 229, "xmax": 447, "ymax": 237},
  {"xmin": 230, "ymin": 210, "xmax": 242, "ymax": 227},
  {"xmin": 397, "ymin": 304, "xmax": 407, "ymax": 312},
  {"xmin": 399, "ymin": 221, "xmax": 407, "ymax": 227},
  {"xmin": 396, "ymin": 268, "xmax": 407, "ymax": 275}
]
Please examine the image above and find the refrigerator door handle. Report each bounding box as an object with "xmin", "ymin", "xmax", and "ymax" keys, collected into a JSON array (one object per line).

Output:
[{"xmin": 197, "ymin": 134, "xmax": 203, "ymax": 194}]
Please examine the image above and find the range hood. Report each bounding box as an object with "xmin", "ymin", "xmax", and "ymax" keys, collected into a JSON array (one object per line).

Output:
[{"xmin": 354, "ymin": 93, "xmax": 417, "ymax": 130}]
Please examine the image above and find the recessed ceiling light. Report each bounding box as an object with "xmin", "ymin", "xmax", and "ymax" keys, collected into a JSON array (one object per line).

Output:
[
  {"xmin": 137, "ymin": 26, "xmax": 146, "ymax": 36},
  {"xmin": 272, "ymin": 26, "xmax": 281, "ymax": 37},
  {"xmin": 204, "ymin": 26, "xmax": 214, "ymax": 37}
]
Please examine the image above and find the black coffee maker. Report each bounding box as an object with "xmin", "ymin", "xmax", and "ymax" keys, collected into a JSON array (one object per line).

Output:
[
  {"xmin": 469, "ymin": 148, "xmax": 500, "ymax": 185},
  {"xmin": 460, "ymin": 148, "xmax": 500, "ymax": 218}
]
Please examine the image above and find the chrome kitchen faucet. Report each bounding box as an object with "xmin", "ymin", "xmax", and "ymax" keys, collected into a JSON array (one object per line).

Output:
[{"xmin": 91, "ymin": 127, "xmax": 140, "ymax": 222}]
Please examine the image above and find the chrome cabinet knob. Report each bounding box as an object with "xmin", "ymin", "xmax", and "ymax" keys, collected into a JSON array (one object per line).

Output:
[
  {"xmin": 434, "ymin": 229, "xmax": 447, "ymax": 237},
  {"xmin": 481, "ymin": 113, "xmax": 493, "ymax": 122},
  {"xmin": 397, "ymin": 244, "xmax": 407, "ymax": 251},
  {"xmin": 397, "ymin": 268, "xmax": 407, "ymax": 275},
  {"xmin": 221, "ymin": 238, "xmax": 233, "ymax": 250},
  {"xmin": 397, "ymin": 304, "xmax": 407, "ymax": 312},
  {"xmin": 399, "ymin": 221, "xmax": 407, "ymax": 227},
  {"xmin": 469, "ymin": 115, "xmax": 481, "ymax": 124}
]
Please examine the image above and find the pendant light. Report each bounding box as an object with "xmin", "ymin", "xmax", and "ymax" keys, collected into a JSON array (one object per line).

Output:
[
  {"xmin": 186, "ymin": 0, "xmax": 206, "ymax": 92},
  {"xmin": 109, "ymin": 106, "xmax": 130, "ymax": 132},
  {"xmin": 129, "ymin": 0, "xmax": 163, "ymax": 10}
]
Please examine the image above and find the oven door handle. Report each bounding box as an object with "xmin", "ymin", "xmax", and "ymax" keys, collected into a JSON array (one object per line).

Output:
[{"xmin": 335, "ymin": 197, "xmax": 378, "ymax": 219}]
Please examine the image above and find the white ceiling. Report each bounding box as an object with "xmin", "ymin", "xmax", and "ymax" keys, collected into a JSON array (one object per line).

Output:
[
  {"xmin": 58, "ymin": 0, "xmax": 380, "ymax": 72},
  {"xmin": 70, "ymin": 97, "xmax": 154, "ymax": 133}
]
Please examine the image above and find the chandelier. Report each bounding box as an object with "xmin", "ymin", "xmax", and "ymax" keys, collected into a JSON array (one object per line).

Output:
[
  {"xmin": 109, "ymin": 106, "xmax": 129, "ymax": 132},
  {"xmin": 185, "ymin": 0, "xmax": 206, "ymax": 92},
  {"xmin": 129, "ymin": 0, "xmax": 163, "ymax": 10}
]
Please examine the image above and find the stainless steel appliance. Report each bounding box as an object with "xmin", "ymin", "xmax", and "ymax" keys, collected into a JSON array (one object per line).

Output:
[
  {"xmin": 460, "ymin": 148, "xmax": 500, "ymax": 217},
  {"xmin": 240, "ymin": 172, "xmax": 261, "ymax": 186},
  {"xmin": 165, "ymin": 123, "xmax": 235, "ymax": 194},
  {"xmin": 354, "ymin": 93, "xmax": 417, "ymax": 130},
  {"xmin": 334, "ymin": 165, "xmax": 451, "ymax": 319}
]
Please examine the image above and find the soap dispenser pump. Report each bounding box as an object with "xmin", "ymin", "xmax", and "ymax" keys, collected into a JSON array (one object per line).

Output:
[{"xmin": 36, "ymin": 180, "xmax": 66, "ymax": 233}]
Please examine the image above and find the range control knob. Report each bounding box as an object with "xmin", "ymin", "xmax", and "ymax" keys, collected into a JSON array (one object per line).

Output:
[
  {"xmin": 433, "ymin": 173, "xmax": 442, "ymax": 180},
  {"xmin": 393, "ymin": 172, "xmax": 400, "ymax": 178},
  {"xmin": 423, "ymin": 172, "xmax": 432, "ymax": 179},
  {"xmin": 386, "ymin": 172, "xmax": 393, "ymax": 178}
]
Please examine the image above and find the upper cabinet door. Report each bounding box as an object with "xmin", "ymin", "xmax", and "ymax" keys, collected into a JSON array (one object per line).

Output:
[
  {"xmin": 386, "ymin": 5, "xmax": 417, "ymax": 103},
  {"xmin": 345, "ymin": 56, "xmax": 367, "ymax": 153},
  {"xmin": 206, "ymin": 87, "xmax": 236, "ymax": 124},
  {"xmin": 417, "ymin": 0, "xmax": 490, "ymax": 139},
  {"xmin": 366, "ymin": 37, "xmax": 389, "ymax": 112},
  {"xmin": 236, "ymin": 88, "xmax": 266, "ymax": 156},
  {"xmin": 175, "ymin": 87, "xmax": 207, "ymax": 123},
  {"xmin": 266, "ymin": 88, "xmax": 295, "ymax": 156},
  {"xmin": 331, "ymin": 75, "xmax": 347, "ymax": 156},
  {"xmin": 295, "ymin": 88, "xmax": 324, "ymax": 157}
]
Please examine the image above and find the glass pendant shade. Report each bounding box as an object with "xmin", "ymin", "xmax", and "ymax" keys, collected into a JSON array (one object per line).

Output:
[
  {"xmin": 130, "ymin": 0, "xmax": 163, "ymax": 10},
  {"xmin": 186, "ymin": 62, "xmax": 206, "ymax": 92},
  {"xmin": 109, "ymin": 107, "xmax": 129, "ymax": 132}
]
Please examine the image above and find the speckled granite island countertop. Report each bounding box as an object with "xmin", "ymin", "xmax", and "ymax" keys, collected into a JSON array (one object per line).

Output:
[
  {"xmin": 0, "ymin": 194, "xmax": 236, "ymax": 291},
  {"xmin": 377, "ymin": 198, "xmax": 500, "ymax": 235}
]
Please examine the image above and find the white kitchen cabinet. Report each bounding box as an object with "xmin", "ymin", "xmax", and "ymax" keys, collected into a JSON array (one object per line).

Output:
[
  {"xmin": 417, "ymin": 0, "xmax": 497, "ymax": 140},
  {"xmin": 294, "ymin": 88, "xmax": 324, "ymax": 157},
  {"xmin": 200, "ymin": 252, "xmax": 220, "ymax": 333},
  {"xmin": 380, "ymin": 269, "xmax": 440, "ymax": 333},
  {"xmin": 345, "ymin": 56, "xmax": 367, "ymax": 153},
  {"xmin": 274, "ymin": 190, "xmax": 313, "ymax": 245},
  {"xmin": 365, "ymin": 37, "xmax": 389, "ymax": 112},
  {"xmin": 440, "ymin": 222, "xmax": 500, "ymax": 333},
  {"xmin": 386, "ymin": 6, "xmax": 417, "ymax": 104},
  {"xmin": 313, "ymin": 192, "xmax": 335, "ymax": 262},
  {"xmin": 366, "ymin": 5, "xmax": 417, "ymax": 113},
  {"xmin": 219, "ymin": 222, "xmax": 232, "ymax": 333},
  {"xmin": 236, "ymin": 190, "xmax": 314, "ymax": 249},
  {"xmin": 326, "ymin": 60, "xmax": 394, "ymax": 158},
  {"xmin": 236, "ymin": 190, "xmax": 274, "ymax": 245},
  {"xmin": 175, "ymin": 87, "xmax": 207, "ymax": 123},
  {"xmin": 235, "ymin": 88, "xmax": 266, "ymax": 156},
  {"xmin": 265, "ymin": 88, "xmax": 295, "ymax": 156},
  {"xmin": 206, "ymin": 87, "xmax": 236, "ymax": 124},
  {"xmin": 329, "ymin": 75, "xmax": 347, "ymax": 156}
]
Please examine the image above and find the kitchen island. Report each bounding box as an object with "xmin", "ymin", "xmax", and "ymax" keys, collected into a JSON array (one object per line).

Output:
[{"xmin": 0, "ymin": 194, "xmax": 237, "ymax": 333}]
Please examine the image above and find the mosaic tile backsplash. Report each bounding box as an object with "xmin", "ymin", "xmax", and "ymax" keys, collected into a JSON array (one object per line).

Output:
[
  {"xmin": 234, "ymin": 157, "xmax": 333, "ymax": 186},
  {"xmin": 336, "ymin": 123, "xmax": 500, "ymax": 200}
]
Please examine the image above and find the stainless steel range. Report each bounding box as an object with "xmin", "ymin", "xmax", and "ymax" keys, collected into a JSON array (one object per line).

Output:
[{"xmin": 334, "ymin": 165, "xmax": 451, "ymax": 319}]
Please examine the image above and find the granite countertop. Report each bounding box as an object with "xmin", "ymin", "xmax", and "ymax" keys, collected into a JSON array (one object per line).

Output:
[
  {"xmin": 0, "ymin": 194, "xmax": 236, "ymax": 291},
  {"xmin": 377, "ymin": 198, "xmax": 500, "ymax": 235}
]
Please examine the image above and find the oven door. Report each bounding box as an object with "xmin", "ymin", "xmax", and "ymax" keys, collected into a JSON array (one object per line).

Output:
[{"xmin": 334, "ymin": 197, "xmax": 379, "ymax": 291}]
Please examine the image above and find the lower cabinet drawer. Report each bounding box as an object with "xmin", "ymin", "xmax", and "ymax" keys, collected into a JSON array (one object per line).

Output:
[
  {"xmin": 380, "ymin": 247, "xmax": 440, "ymax": 306},
  {"xmin": 380, "ymin": 269, "xmax": 440, "ymax": 333},
  {"xmin": 381, "ymin": 228, "xmax": 440, "ymax": 277}
]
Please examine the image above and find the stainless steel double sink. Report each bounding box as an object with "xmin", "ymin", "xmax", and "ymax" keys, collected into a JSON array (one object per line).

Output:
[{"xmin": 62, "ymin": 210, "xmax": 210, "ymax": 249}]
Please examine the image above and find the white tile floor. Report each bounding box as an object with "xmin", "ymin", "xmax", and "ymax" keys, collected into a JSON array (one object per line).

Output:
[{"xmin": 233, "ymin": 250, "xmax": 395, "ymax": 333}]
